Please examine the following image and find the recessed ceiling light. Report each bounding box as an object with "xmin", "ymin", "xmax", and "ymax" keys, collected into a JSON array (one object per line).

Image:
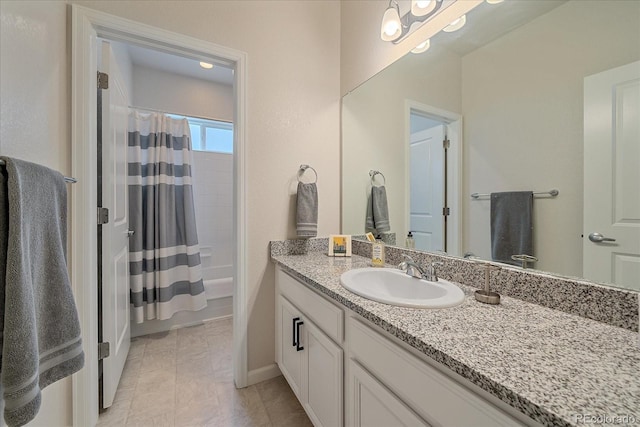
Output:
[
  {"xmin": 199, "ymin": 62, "xmax": 214, "ymax": 69},
  {"xmin": 486, "ymin": 0, "xmax": 504, "ymax": 4},
  {"xmin": 442, "ymin": 14, "xmax": 466, "ymax": 32}
]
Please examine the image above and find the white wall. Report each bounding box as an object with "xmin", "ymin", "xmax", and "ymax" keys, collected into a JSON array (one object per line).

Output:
[
  {"xmin": 462, "ymin": 0, "xmax": 640, "ymax": 276},
  {"xmin": 0, "ymin": 2, "xmax": 73, "ymax": 425},
  {"xmin": 131, "ymin": 64, "xmax": 233, "ymax": 122},
  {"xmin": 0, "ymin": 1, "xmax": 340, "ymax": 425}
]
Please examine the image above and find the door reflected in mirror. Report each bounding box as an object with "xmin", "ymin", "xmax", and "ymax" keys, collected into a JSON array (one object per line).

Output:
[{"xmin": 341, "ymin": 0, "xmax": 640, "ymax": 291}]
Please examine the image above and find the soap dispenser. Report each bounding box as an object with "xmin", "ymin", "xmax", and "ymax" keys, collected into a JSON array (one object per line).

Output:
[
  {"xmin": 405, "ymin": 231, "xmax": 415, "ymax": 249},
  {"xmin": 371, "ymin": 236, "xmax": 386, "ymax": 267}
]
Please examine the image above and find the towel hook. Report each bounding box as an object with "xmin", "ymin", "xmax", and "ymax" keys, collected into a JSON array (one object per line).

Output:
[
  {"xmin": 369, "ymin": 170, "xmax": 386, "ymax": 186},
  {"xmin": 298, "ymin": 164, "xmax": 317, "ymax": 184}
]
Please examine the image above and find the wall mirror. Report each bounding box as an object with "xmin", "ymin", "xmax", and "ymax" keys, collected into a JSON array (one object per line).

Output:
[{"xmin": 341, "ymin": 0, "xmax": 640, "ymax": 291}]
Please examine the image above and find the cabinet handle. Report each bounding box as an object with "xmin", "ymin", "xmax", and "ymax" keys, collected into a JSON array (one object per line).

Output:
[
  {"xmin": 292, "ymin": 317, "xmax": 300, "ymax": 347},
  {"xmin": 295, "ymin": 319, "xmax": 304, "ymax": 351}
]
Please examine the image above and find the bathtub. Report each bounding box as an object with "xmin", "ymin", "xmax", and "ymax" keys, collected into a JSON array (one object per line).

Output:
[{"xmin": 202, "ymin": 268, "xmax": 234, "ymax": 300}]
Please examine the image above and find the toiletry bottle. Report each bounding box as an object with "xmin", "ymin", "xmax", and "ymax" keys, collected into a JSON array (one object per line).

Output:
[
  {"xmin": 372, "ymin": 238, "xmax": 385, "ymax": 267},
  {"xmin": 406, "ymin": 231, "xmax": 415, "ymax": 249}
]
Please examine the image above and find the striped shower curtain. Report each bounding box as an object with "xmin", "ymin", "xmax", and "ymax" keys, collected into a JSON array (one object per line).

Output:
[{"xmin": 128, "ymin": 111, "xmax": 206, "ymax": 323}]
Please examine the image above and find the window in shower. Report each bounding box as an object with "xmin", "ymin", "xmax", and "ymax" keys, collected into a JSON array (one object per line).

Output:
[{"xmin": 187, "ymin": 118, "xmax": 233, "ymax": 154}]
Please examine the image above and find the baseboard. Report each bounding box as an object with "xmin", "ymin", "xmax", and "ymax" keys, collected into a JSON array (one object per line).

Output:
[{"xmin": 247, "ymin": 363, "xmax": 282, "ymax": 386}]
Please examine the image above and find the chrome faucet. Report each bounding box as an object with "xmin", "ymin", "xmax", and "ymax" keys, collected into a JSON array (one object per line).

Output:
[{"xmin": 398, "ymin": 255, "xmax": 443, "ymax": 282}]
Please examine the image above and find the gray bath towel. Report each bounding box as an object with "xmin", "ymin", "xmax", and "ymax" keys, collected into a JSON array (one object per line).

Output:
[
  {"xmin": 490, "ymin": 191, "xmax": 533, "ymax": 266},
  {"xmin": 366, "ymin": 186, "xmax": 390, "ymax": 233},
  {"xmin": 0, "ymin": 157, "xmax": 84, "ymax": 427},
  {"xmin": 296, "ymin": 182, "xmax": 318, "ymax": 238}
]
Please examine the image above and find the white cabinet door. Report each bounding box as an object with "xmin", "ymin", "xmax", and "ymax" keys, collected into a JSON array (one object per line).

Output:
[
  {"xmin": 278, "ymin": 297, "xmax": 304, "ymax": 399},
  {"xmin": 305, "ymin": 320, "xmax": 343, "ymax": 427},
  {"xmin": 346, "ymin": 360, "xmax": 428, "ymax": 427}
]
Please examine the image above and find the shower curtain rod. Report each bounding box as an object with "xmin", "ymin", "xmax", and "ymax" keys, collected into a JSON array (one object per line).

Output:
[
  {"xmin": 0, "ymin": 159, "xmax": 77, "ymax": 183},
  {"xmin": 128, "ymin": 106, "xmax": 232, "ymax": 124}
]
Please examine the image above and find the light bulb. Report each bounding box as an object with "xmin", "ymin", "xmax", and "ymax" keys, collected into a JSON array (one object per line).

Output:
[
  {"xmin": 199, "ymin": 62, "xmax": 214, "ymax": 69},
  {"xmin": 412, "ymin": 0, "xmax": 436, "ymax": 17},
  {"xmin": 380, "ymin": 5, "xmax": 402, "ymax": 41},
  {"xmin": 442, "ymin": 14, "xmax": 466, "ymax": 32},
  {"xmin": 411, "ymin": 38, "xmax": 431, "ymax": 54}
]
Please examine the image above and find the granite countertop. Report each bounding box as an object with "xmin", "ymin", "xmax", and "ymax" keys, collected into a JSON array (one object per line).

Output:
[{"xmin": 271, "ymin": 252, "xmax": 640, "ymax": 427}]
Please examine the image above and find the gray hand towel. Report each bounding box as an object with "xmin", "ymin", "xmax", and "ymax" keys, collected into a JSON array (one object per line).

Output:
[
  {"xmin": 0, "ymin": 157, "xmax": 84, "ymax": 427},
  {"xmin": 490, "ymin": 191, "xmax": 533, "ymax": 266},
  {"xmin": 368, "ymin": 185, "xmax": 390, "ymax": 233},
  {"xmin": 296, "ymin": 182, "xmax": 318, "ymax": 238}
]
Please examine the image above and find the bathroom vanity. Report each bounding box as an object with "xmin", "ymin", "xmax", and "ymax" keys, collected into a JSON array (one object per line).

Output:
[{"xmin": 272, "ymin": 244, "xmax": 639, "ymax": 427}]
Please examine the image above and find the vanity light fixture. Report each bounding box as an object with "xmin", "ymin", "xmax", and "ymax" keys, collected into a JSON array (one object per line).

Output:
[
  {"xmin": 380, "ymin": 1, "xmax": 402, "ymax": 41},
  {"xmin": 380, "ymin": 0, "xmax": 448, "ymax": 43},
  {"xmin": 411, "ymin": 38, "xmax": 431, "ymax": 54},
  {"xmin": 412, "ymin": 0, "xmax": 437, "ymax": 17},
  {"xmin": 199, "ymin": 61, "xmax": 214, "ymax": 69},
  {"xmin": 442, "ymin": 14, "xmax": 466, "ymax": 32}
]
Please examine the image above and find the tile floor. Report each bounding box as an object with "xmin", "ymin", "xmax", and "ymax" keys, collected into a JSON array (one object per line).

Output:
[{"xmin": 97, "ymin": 317, "xmax": 313, "ymax": 427}]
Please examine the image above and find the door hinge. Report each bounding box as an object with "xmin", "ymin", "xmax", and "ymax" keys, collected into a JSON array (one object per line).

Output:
[
  {"xmin": 443, "ymin": 207, "xmax": 450, "ymax": 216},
  {"xmin": 98, "ymin": 342, "xmax": 110, "ymax": 360},
  {"xmin": 97, "ymin": 71, "xmax": 109, "ymax": 90},
  {"xmin": 443, "ymin": 138, "xmax": 450, "ymax": 150},
  {"xmin": 98, "ymin": 207, "xmax": 109, "ymax": 225}
]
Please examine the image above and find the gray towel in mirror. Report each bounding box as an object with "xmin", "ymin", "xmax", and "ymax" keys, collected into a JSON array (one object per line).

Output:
[
  {"xmin": 296, "ymin": 182, "xmax": 318, "ymax": 238},
  {"xmin": 490, "ymin": 191, "xmax": 533, "ymax": 266},
  {"xmin": 366, "ymin": 185, "xmax": 390, "ymax": 233}
]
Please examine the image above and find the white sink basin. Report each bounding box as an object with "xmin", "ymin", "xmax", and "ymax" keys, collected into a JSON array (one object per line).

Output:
[{"xmin": 340, "ymin": 268, "xmax": 465, "ymax": 309}]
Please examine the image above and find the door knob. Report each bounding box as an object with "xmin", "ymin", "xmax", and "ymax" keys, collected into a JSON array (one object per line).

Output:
[
  {"xmin": 126, "ymin": 229, "xmax": 135, "ymax": 237},
  {"xmin": 588, "ymin": 232, "xmax": 615, "ymax": 243}
]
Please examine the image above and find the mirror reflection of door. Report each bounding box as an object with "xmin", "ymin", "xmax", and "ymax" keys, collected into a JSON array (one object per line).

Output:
[
  {"xmin": 409, "ymin": 115, "xmax": 445, "ymax": 252},
  {"xmin": 583, "ymin": 61, "xmax": 640, "ymax": 290}
]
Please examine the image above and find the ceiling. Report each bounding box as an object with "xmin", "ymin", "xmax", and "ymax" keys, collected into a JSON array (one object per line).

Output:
[{"xmin": 123, "ymin": 43, "xmax": 234, "ymax": 86}]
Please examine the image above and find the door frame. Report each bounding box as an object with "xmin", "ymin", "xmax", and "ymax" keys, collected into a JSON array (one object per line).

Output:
[
  {"xmin": 405, "ymin": 100, "xmax": 462, "ymax": 256},
  {"xmin": 71, "ymin": 6, "xmax": 248, "ymax": 426}
]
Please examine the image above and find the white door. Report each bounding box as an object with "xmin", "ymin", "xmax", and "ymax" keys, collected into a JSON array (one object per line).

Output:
[
  {"xmin": 99, "ymin": 40, "xmax": 131, "ymax": 408},
  {"xmin": 410, "ymin": 125, "xmax": 445, "ymax": 251},
  {"xmin": 583, "ymin": 61, "xmax": 640, "ymax": 290}
]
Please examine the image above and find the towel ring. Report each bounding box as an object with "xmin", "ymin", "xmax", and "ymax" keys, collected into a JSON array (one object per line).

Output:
[
  {"xmin": 298, "ymin": 164, "xmax": 317, "ymax": 184},
  {"xmin": 369, "ymin": 170, "xmax": 386, "ymax": 185}
]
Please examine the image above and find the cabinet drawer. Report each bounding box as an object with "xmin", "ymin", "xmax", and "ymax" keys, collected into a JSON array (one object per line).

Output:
[
  {"xmin": 347, "ymin": 317, "xmax": 524, "ymax": 427},
  {"xmin": 277, "ymin": 267, "xmax": 344, "ymax": 343}
]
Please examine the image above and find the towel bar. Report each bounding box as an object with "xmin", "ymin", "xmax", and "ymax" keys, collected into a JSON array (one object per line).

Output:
[
  {"xmin": 471, "ymin": 189, "xmax": 558, "ymax": 199},
  {"xmin": 369, "ymin": 170, "xmax": 386, "ymax": 185},
  {"xmin": 0, "ymin": 159, "xmax": 77, "ymax": 183},
  {"xmin": 298, "ymin": 164, "xmax": 317, "ymax": 184}
]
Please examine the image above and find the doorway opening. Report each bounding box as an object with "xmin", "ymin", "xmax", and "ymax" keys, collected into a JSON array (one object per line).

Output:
[
  {"xmin": 405, "ymin": 101, "xmax": 462, "ymax": 256},
  {"xmin": 97, "ymin": 38, "xmax": 238, "ymax": 410},
  {"xmin": 71, "ymin": 6, "xmax": 248, "ymax": 425}
]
